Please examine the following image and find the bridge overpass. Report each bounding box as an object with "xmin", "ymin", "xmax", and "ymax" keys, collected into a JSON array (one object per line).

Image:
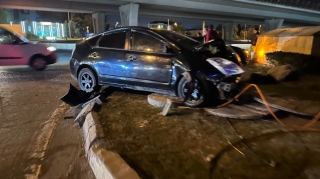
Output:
[{"xmin": 0, "ymin": 0, "xmax": 319, "ymax": 40}]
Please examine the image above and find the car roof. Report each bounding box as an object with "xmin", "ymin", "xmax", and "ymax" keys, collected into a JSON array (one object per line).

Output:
[
  {"xmin": 101, "ymin": 26, "xmax": 150, "ymax": 34},
  {"xmin": 92, "ymin": 26, "xmax": 200, "ymax": 50},
  {"xmin": 94, "ymin": 26, "xmax": 168, "ymax": 41}
]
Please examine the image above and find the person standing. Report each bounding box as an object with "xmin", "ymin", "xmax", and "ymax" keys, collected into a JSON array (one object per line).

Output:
[
  {"xmin": 203, "ymin": 27, "xmax": 207, "ymax": 43},
  {"xmin": 206, "ymin": 24, "xmax": 218, "ymax": 43},
  {"xmin": 248, "ymin": 27, "xmax": 260, "ymax": 62}
]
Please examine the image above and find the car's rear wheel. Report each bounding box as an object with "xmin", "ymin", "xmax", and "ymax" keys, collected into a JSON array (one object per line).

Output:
[
  {"xmin": 177, "ymin": 76, "xmax": 207, "ymax": 107},
  {"xmin": 78, "ymin": 68, "xmax": 96, "ymax": 92},
  {"xmin": 31, "ymin": 57, "xmax": 47, "ymax": 71}
]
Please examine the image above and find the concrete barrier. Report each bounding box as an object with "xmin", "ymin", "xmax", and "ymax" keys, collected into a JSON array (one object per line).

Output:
[
  {"xmin": 148, "ymin": 93, "xmax": 183, "ymax": 108},
  {"xmin": 74, "ymin": 97, "xmax": 141, "ymax": 179}
]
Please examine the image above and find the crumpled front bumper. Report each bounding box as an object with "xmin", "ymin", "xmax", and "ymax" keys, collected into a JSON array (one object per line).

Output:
[{"xmin": 207, "ymin": 74, "xmax": 243, "ymax": 100}]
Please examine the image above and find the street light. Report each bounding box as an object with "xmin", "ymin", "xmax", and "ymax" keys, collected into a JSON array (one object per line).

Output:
[{"xmin": 174, "ymin": 23, "xmax": 178, "ymax": 26}]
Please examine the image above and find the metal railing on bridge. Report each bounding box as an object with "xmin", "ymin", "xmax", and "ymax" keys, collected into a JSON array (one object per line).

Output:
[{"xmin": 253, "ymin": 0, "xmax": 320, "ymax": 11}]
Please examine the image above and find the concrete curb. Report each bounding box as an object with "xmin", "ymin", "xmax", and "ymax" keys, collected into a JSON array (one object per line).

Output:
[{"xmin": 75, "ymin": 97, "xmax": 140, "ymax": 179}]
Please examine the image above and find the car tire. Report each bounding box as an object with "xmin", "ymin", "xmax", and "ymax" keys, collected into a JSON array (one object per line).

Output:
[
  {"xmin": 177, "ymin": 75, "xmax": 208, "ymax": 108},
  {"xmin": 31, "ymin": 57, "xmax": 47, "ymax": 71},
  {"xmin": 78, "ymin": 68, "xmax": 97, "ymax": 93}
]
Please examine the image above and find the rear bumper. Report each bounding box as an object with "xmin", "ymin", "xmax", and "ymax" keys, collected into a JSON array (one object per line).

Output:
[{"xmin": 45, "ymin": 52, "xmax": 57, "ymax": 64}]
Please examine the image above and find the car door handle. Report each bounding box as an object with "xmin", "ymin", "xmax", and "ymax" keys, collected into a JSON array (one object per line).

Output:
[
  {"xmin": 91, "ymin": 52, "xmax": 99, "ymax": 58},
  {"xmin": 127, "ymin": 55, "xmax": 136, "ymax": 61}
]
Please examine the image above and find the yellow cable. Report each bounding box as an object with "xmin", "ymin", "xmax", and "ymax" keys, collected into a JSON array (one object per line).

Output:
[{"xmin": 178, "ymin": 84, "xmax": 320, "ymax": 129}]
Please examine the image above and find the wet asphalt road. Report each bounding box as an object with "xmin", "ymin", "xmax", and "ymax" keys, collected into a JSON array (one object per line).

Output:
[{"xmin": 0, "ymin": 51, "xmax": 94, "ymax": 179}]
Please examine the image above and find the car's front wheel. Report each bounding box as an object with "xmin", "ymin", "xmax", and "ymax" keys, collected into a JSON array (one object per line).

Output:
[
  {"xmin": 78, "ymin": 68, "xmax": 97, "ymax": 92},
  {"xmin": 177, "ymin": 76, "xmax": 207, "ymax": 107},
  {"xmin": 31, "ymin": 57, "xmax": 47, "ymax": 71}
]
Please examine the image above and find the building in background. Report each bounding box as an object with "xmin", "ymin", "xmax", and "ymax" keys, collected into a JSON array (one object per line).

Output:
[
  {"xmin": 2, "ymin": 9, "xmax": 65, "ymax": 39},
  {"xmin": 22, "ymin": 21, "xmax": 65, "ymax": 39},
  {"xmin": 1, "ymin": 21, "xmax": 65, "ymax": 40},
  {"xmin": 6, "ymin": 9, "xmax": 40, "ymax": 23},
  {"xmin": 147, "ymin": 21, "xmax": 180, "ymax": 30},
  {"xmin": 185, "ymin": 28, "xmax": 202, "ymax": 36}
]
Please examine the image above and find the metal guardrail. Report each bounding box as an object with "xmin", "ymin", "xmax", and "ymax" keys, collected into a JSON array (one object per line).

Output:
[{"xmin": 253, "ymin": 0, "xmax": 320, "ymax": 11}]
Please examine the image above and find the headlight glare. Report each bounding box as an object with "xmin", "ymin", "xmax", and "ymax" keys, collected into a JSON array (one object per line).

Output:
[{"xmin": 47, "ymin": 46, "xmax": 56, "ymax": 52}]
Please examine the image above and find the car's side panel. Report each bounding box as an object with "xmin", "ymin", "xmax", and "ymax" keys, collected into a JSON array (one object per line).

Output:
[
  {"xmin": 123, "ymin": 29, "xmax": 174, "ymax": 90},
  {"xmin": 0, "ymin": 44, "xmax": 26, "ymax": 65},
  {"xmin": 89, "ymin": 30, "xmax": 129, "ymax": 85},
  {"xmin": 92, "ymin": 48, "xmax": 128, "ymax": 84},
  {"xmin": 125, "ymin": 52, "xmax": 173, "ymax": 81}
]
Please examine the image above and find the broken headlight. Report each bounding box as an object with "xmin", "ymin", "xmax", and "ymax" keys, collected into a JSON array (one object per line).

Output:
[{"xmin": 206, "ymin": 57, "xmax": 244, "ymax": 77}]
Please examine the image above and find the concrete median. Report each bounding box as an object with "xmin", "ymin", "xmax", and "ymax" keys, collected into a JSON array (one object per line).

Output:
[{"xmin": 74, "ymin": 97, "xmax": 141, "ymax": 179}]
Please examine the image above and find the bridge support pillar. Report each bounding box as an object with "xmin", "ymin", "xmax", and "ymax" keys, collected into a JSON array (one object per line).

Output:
[
  {"xmin": 264, "ymin": 19, "xmax": 284, "ymax": 32},
  {"xmin": 222, "ymin": 23, "xmax": 235, "ymax": 41},
  {"xmin": 92, "ymin": 12, "xmax": 105, "ymax": 34},
  {"xmin": 119, "ymin": 3, "xmax": 139, "ymax": 26}
]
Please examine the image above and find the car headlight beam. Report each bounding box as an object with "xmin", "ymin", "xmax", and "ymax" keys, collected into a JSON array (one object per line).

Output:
[{"xmin": 47, "ymin": 46, "xmax": 56, "ymax": 52}]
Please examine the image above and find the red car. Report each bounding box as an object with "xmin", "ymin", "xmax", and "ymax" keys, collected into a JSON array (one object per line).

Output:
[{"xmin": 0, "ymin": 27, "xmax": 57, "ymax": 71}]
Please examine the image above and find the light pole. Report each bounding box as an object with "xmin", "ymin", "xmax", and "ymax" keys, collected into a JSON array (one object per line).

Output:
[{"xmin": 68, "ymin": 12, "xmax": 71, "ymax": 38}]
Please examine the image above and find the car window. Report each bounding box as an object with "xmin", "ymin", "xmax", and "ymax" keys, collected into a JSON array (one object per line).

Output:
[
  {"xmin": 131, "ymin": 32, "xmax": 166, "ymax": 53},
  {"xmin": 98, "ymin": 31, "xmax": 126, "ymax": 49},
  {"xmin": 155, "ymin": 30, "xmax": 201, "ymax": 50},
  {"xmin": 87, "ymin": 34, "xmax": 102, "ymax": 46},
  {"xmin": 195, "ymin": 38, "xmax": 227, "ymax": 55},
  {"xmin": 0, "ymin": 28, "xmax": 15, "ymax": 44}
]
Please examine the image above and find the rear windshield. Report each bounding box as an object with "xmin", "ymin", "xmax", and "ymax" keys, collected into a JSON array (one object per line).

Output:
[{"xmin": 155, "ymin": 30, "xmax": 201, "ymax": 50}]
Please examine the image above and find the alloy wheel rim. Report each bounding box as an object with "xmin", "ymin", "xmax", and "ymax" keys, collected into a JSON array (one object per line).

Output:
[
  {"xmin": 33, "ymin": 58, "xmax": 46, "ymax": 69},
  {"xmin": 80, "ymin": 72, "xmax": 93, "ymax": 90},
  {"xmin": 182, "ymin": 80, "xmax": 204, "ymax": 106}
]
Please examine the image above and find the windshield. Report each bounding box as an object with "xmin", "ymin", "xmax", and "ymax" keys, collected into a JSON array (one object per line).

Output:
[
  {"xmin": 154, "ymin": 30, "xmax": 201, "ymax": 50},
  {"xmin": 0, "ymin": 27, "xmax": 29, "ymax": 44},
  {"xmin": 13, "ymin": 32, "xmax": 29, "ymax": 43}
]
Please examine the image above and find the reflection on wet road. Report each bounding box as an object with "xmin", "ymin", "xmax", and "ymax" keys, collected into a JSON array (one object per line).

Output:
[{"xmin": 0, "ymin": 52, "xmax": 93, "ymax": 179}]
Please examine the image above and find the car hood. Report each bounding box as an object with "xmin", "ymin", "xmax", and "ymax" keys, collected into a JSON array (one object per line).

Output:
[
  {"xmin": 178, "ymin": 49, "xmax": 244, "ymax": 78},
  {"xmin": 193, "ymin": 38, "xmax": 226, "ymax": 50},
  {"xmin": 176, "ymin": 50, "xmax": 223, "ymax": 76}
]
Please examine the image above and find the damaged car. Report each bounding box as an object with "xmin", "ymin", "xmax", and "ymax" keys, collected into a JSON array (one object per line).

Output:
[{"xmin": 69, "ymin": 27, "xmax": 244, "ymax": 107}]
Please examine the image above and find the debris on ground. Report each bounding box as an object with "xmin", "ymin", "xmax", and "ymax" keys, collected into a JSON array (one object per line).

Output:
[
  {"xmin": 267, "ymin": 64, "xmax": 300, "ymax": 82},
  {"xmin": 97, "ymin": 89, "xmax": 320, "ymax": 179},
  {"xmin": 240, "ymin": 71, "xmax": 276, "ymax": 84}
]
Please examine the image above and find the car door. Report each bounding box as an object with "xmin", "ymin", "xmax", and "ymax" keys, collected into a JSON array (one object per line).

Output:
[
  {"xmin": 91, "ymin": 29, "xmax": 129, "ymax": 84},
  {"xmin": 0, "ymin": 28, "xmax": 24, "ymax": 66},
  {"xmin": 126, "ymin": 29, "xmax": 173, "ymax": 89}
]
